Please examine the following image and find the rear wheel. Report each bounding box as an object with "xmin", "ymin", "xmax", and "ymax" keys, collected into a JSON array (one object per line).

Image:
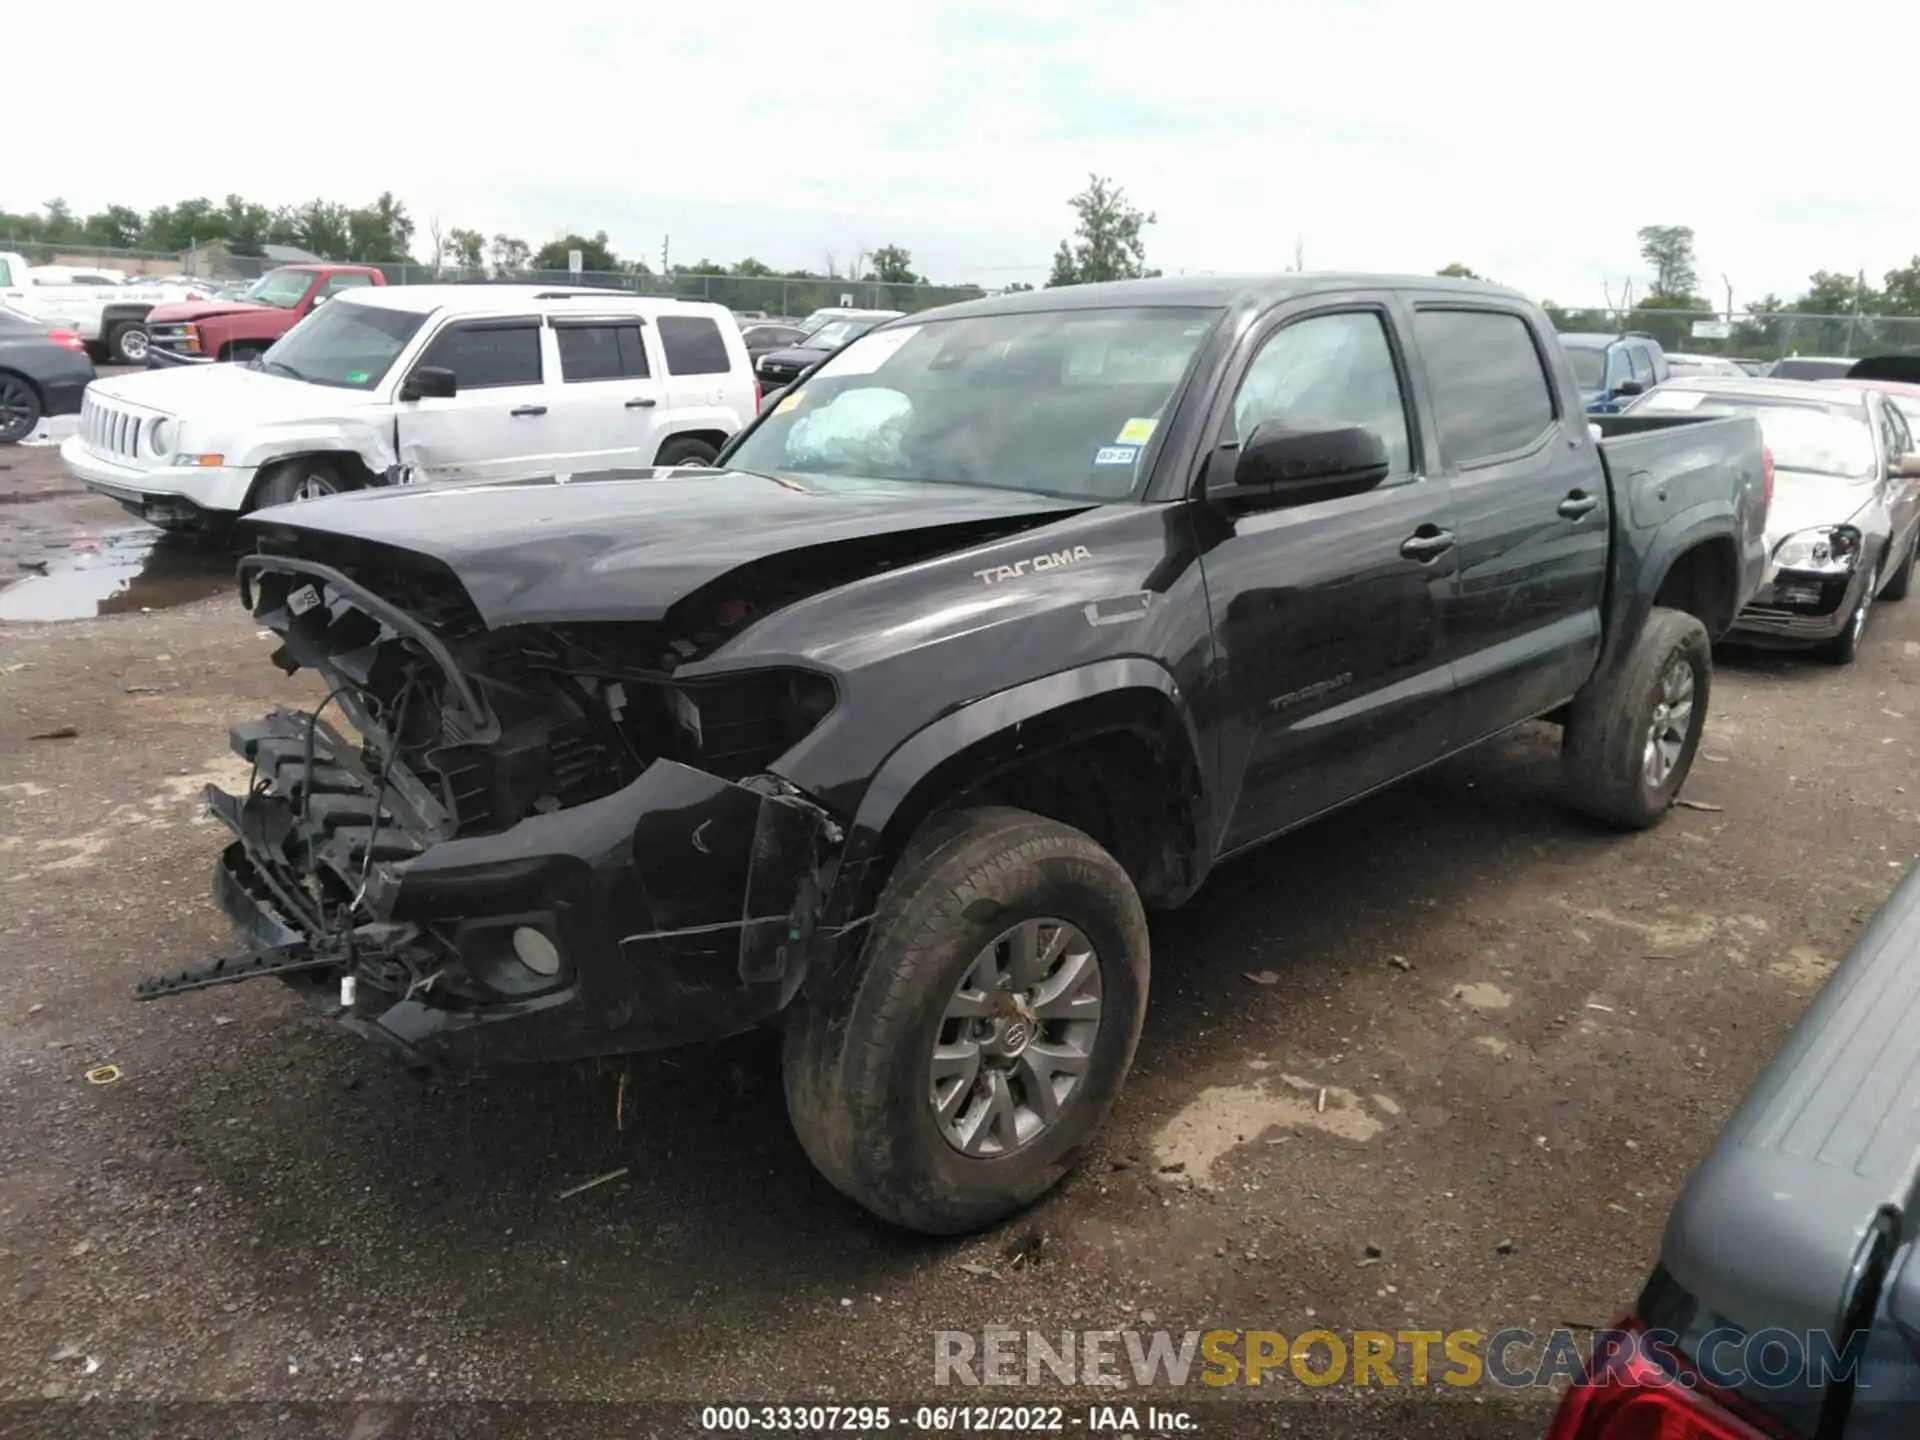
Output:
[
  {"xmin": 108, "ymin": 322, "xmax": 148, "ymax": 366},
  {"xmin": 783, "ymin": 806, "xmax": 1149, "ymax": 1234},
  {"xmin": 1563, "ymin": 607, "xmax": 1711, "ymax": 829},
  {"xmin": 0, "ymin": 374, "xmax": 42, "ymax": 445},
  {"xmin": 654, "ymin": 436, "xmax": 719, "ymax": 467},
  {"xmin": 253, "ymin": 457, "xmax": 350, "ymax": 511}
]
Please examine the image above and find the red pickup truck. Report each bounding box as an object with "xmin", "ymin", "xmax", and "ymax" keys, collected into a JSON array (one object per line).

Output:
[{"xmin": 143, "ymin": 263, "xmax": 386, "ymax": 367}]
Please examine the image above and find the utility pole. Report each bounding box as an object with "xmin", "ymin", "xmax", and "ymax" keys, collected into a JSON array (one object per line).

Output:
[
  {"xmin": 1722, "ymin": 274, "xmax": 1734, "ymax": 326},
  {"xmin": 1846, "ymin": 267, "xmax": 1866, "ymax": 354},
  {"xmin": 660, "ymin": 235, "xmax": 670, "ymax": 282}
]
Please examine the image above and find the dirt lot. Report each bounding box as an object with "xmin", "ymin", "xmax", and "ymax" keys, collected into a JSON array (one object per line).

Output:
[{"xmin": 4, "ymin": 447, "xmax": 1918, "ymax": 1437}]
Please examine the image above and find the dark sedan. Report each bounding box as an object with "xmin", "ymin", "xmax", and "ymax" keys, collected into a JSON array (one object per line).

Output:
[
  {"xmin": 753, "ymin": 309, "xmax": 905, "ymax": 391},
  {"xmin": 741, "ymin": 322, "xmax": 809, "ymax": 361},
  {"xmin": 0, "ymin": 303, "xmax": 95, "ymax": 445}
]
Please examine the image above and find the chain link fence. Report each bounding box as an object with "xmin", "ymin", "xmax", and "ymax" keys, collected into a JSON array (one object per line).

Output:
[
  {"xmin": 1547, "ymin": 306, "xmax": 1920, "ymax": 362},
  {"xmin": 2, "ymin": 240, "xmax": 991, "ymax": 319}
]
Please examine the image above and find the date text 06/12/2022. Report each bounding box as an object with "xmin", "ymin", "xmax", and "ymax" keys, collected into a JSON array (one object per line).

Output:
[{"xmin": 697, "ymin": 1404, "xmax": 1196, "ymax": 1432}]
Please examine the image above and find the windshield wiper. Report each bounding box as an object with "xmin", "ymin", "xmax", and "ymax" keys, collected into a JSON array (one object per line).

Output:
[{"xmin": 259, "ymin": 359, "xmax": 307, "ymax": 382}]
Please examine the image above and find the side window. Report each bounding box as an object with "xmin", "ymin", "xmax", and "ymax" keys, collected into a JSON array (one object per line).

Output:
[
  {"xmin": 322, "ymin": 273, "xmax": 374, "ymax": 296},
  {"xmin": 657, "ymin": 315, "xmax": 733, "ymax": 375},
  {"xmin": 1629, "ymin": 346, "xmax": 1654, "ymax": 385},
  {"xmin": 1879, "ymin": 399, "xmax": 1909, "ymax": 464},
  {"xmin": 555, "ymin": 322, "xmax": 649, "ymax": 382},
  {"xmin": 415, "ymin": 321, "xmax": 543, "ymax": 389},
  {"xmin": 1230, "ymin": 310, "xmax": 1413, "ymax": 478},
  {"xmin": 0, "ymin": 257, "xmax": 12, "ymax": 286},
  {"xmin": 1413, "ymin": 309, "xmax": 1558, "ymax": 465}
]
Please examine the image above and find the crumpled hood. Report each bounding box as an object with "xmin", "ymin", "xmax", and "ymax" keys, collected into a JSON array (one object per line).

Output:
[
  {"xmin": 238, "ymin": 469, "xmax": 1092, "ymax": 627},
  {"xmin": 1765, "ymin": 471, "xmax": 1872, "ymax": 547},
  {"xmin": 90, "ymin": 362, "xmax": 387, "ymax": 421},
  {"xmin": 146, "ymin": 299, "xmax": 268, "ymax": 325}
]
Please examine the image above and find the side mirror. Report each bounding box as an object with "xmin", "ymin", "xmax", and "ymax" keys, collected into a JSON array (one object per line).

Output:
[
  {"xmin": 1894, "ymin": 452, "xmax": 1920, "ymax": 479},
  {"xmin": 309, "ymin": 292, "xmax": 330, "ymax": 310},
  {"xmin": 400, "ymin": 365, "xmax": 457, "ymax": 401},
  {"xmin": 1613, "ymin": 378, "xmax": 1645, "ymax": 397},
  {"xmin": 1206, "ymin": 418, "xmax": 1391, "ymax": 511}
]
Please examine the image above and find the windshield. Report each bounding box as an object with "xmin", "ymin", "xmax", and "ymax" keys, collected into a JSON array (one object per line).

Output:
[
  {"xmin": 1632, "ymin": 389, "xmax": 1877, "ymax": 478},
  {"xmin": 244, "ymin": 270, "xmax": 315, "ymax": 310},
  {"xmin": 1891, "ymin": 398, "xmax": 1920, "ymax": 441},
  {"xmin": 799, "ymin": 317, "xmax": 881, "ymax": 351},
  {"xmin": 260, "ymin": 299, "xmax": 426, "ymax": 391},
  {"xmin": 1563, "ymin": 346, "xmax": 1607, "ymax": 389},
  {"xmin": 726, "ymin": 305, "xmax": 1220, "ymax": 500}
]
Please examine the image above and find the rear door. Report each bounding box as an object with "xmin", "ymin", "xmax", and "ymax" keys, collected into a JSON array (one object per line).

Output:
[
  {"xmin": 1408, "ymin": 302, "xmax": 1608, "ymax": 741},
  {"xmin": 394, "ymin": 315, "xmax": 559, "ymax": 483},
  {"xmin": 1198, "ymin": 295, "xmax": 1459, "ymax": 851},
  {"xmin": 545, "ymin": 315, "xmax": 667, "ymax": 472}
]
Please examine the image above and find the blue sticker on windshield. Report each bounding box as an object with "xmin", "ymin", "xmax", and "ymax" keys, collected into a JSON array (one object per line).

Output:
[{"xmin": 1093, "ymin": 445, "xmax": 1139, "ymax": 466}]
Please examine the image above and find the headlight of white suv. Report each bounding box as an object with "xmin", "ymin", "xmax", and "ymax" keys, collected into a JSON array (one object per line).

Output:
[
  {"xmin": 1774, "ymin": 526, "xmax": 1862, "ymax": 575},
  {"xmin": 146, "ymin": 418, "xmax": 174, "ymax": 456}
]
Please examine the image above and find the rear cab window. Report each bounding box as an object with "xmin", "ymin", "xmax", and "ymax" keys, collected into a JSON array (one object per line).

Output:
[
  {"xmin": 554, "ymin": 321, "xmax": 651, "ymax": 382},
  {"xmin": 1412, "ymin": 308, "xmax": 1559, "ymax": 465},
  {"xmin": 658, "ymin": 315, "xmax": 733, "ymax": 375}
]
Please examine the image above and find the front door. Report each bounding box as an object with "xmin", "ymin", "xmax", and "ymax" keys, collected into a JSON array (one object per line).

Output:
[
  {"xmin": 1199, "ymin": 300, "xmax": 1459, "ymax": 852},
  {"xmin": 395, "ymin": 316, "xmax": 558, "ymax": 483},
  {"xmin": 1406, "ymin": 304, "xmax": 1608, "ymax": 742}
]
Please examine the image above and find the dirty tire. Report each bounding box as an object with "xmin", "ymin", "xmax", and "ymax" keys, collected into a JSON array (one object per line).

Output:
[
  {"xmin": 108, "ymin": 321, "xmax": 148, "ymax": 366},
  {"xmin": 1882, "ymin": 533, "xmax": 1915, "ymax": 602},
  {"xmin": 1563, "ymin": 606, "xmax": 1711, "ymax": 830},
  {"xmin": 783, "ymin": 806, "xmax": 1149, "ymax": 1235},
  {"xmin": 653, "ymin": 436, "xmax": 719, "ymax": 467},
  {"xmin": 253, "ymin": 457, "xmax": 349, "ymax": 511},
  {"xmin": 0, "ymin": 372, "xmax": 41, "ymax": 445}
]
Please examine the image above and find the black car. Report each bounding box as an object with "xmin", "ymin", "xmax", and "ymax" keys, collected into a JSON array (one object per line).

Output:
[
  {"xmin": 753, "ymin": 309, "xmax": 904, "ymax": 390},
  {"xmin": 741, "ymin": 322, "xmax": 809, "ymax": 361},
  {"xmin": 0, "ymin": 305, "xmax": 95, "ymax": 445},
  {"xmin": 147, "ymin": 275, "xmax": 1767, "ymax": 1235}
]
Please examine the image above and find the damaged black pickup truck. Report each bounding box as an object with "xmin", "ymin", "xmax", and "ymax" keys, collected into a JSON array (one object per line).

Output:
[{"xmin": 147, "ymin": 275, "xmax": 1771, "ymax": 1234}]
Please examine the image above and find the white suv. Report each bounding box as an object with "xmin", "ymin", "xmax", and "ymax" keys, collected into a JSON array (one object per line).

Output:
[{"xmin": 59, "ymin": 285, "xmax": 758, "ymax": 527}]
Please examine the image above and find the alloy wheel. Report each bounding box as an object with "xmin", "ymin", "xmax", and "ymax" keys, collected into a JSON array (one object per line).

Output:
[{"xmin": 1642, "ymin": 655, "xmax": 1696, "ymax": 790}]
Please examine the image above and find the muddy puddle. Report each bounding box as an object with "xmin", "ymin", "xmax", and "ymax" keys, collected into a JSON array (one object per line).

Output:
[{"xmin": 0, "ymin": 528, "xmax": 231, "ymax": 622}]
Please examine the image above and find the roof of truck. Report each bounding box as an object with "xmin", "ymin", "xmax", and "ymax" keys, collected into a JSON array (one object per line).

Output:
[
  {"xmin": 341, "ymin": 285, "xmax": 724, "ymax": 316},
  {"xmin": 1648, "ymin": 373, "xmax": 1873, "ymax": 409},
  {"xmin": 914, "ymin": 273, "xmax": 1529, "ymax": 322}
]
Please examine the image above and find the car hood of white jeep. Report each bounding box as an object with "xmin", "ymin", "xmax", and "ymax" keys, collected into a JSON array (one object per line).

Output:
[{"xmin": 90, "ymin": 363, "xmax": 388, "ymax": 423}]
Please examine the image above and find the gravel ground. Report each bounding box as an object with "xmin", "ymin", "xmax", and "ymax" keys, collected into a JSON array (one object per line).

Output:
[{"xmin": 4, "ymin": 451, "xmax": 1918, "ymax": 1438}]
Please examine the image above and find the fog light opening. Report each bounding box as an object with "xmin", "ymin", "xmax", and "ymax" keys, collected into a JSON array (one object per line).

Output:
[{"xmin": 512, "ymin": 926, "xmax": 561, "ymax": 977}]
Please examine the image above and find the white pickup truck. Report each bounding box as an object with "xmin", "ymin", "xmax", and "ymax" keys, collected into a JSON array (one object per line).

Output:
[
  {"xmin": 0, "ymin": 252, "xmax": 210, "ymax": 364},
  {"xmin": 60, "ymin": 283, "xmax": 760, "ymax": 528}
]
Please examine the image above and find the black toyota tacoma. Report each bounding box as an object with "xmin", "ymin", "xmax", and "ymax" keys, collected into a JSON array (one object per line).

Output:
[{"xmin": 145, "ymin": 275, "xmax": 1771, "ymax": 1234}]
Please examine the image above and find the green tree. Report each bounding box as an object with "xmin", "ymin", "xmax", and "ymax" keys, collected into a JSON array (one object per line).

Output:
[
  {"xmin": 1436, "ymin": 262, "xmax": 1482, "ymax": 279},
  {"xmin": 864, "ymin": 244, "xmax": 923, "ymax": 285},
  {"xmin": 532, "ymin": 231, "xmax": 618, "ymax": 273},
  {"xmin": 1637, "ymin": 225, "xmax": 1700, "ymax": 302},
  {"xmin": 1047, "ymin": 174, "xmax": 1157, "ymax": 286},
  {"xmin": 489, "ymin": 234, "xmax": 531, "ymax": 273},
  {"xmin": 39, "ymin": 198, "xmax": 80, "ymax": 244},
  {"xmin": 82, "ymin": 205, "xmax": 144, "ymax": 249},
  {"xmin": 1005, "ymin": 281, "xmax": 1035, "ymax": 293},
  {"xmin": 446, "ymin": 226, "xmax": 487, "ymax": 271},
  {"xmin": 345, "ymin": 191, "xmax": 414, "ymax": 263},
  {"xmin": 1883, "ymin": 257, "xmax": 1920, "ymax": 318}
]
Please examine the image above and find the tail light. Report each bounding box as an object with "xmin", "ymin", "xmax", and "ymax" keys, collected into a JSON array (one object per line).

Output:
[
  {"xmin": 47, "ymin": 329, "xmax": 85, "ymax": 354},
  {"xmin": 1761, "ymin": 445, "xmax": 1775, "ymax": 524},
  {"xmin": 1546, "ymin": 1320, "xmax": 1777, "ymax": 1440}
]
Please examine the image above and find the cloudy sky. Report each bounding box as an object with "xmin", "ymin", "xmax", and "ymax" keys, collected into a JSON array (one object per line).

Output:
[{"xmin": 10, "ymin": 1, "xmax": 1915, "ymax": 306}]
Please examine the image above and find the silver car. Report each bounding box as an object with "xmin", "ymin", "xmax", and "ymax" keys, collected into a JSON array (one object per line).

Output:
[{"xmin": 1627, "ymin": 376, "xmax": 1920, "ymax": 664}]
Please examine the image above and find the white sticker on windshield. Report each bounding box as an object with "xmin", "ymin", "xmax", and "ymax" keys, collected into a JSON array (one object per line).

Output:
[
  {"xmin": 1094, "ymin": 445, "xmax": 1140, "ymax": 466},
  {"xmin": 824, "ymin": 326, "xmax": 921, "ymax": 376},
  {"xmin": 1642, "ymin": 388, "xmax": 1705, "ymax": 410}
]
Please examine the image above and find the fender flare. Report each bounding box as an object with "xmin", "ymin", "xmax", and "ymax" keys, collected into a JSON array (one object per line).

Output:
[
  {"xmin": 812, "ymin": 656, "xmax": 1210, "ymax": 932},
  {"xmin": 1599, "ymin": 504, "xmax": 1746, "ymax": 678}
]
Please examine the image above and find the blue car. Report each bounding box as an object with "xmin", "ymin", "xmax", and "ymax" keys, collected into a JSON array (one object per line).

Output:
[{"xmin": 1561, "ymin": 332, "xmax": 1671, "ymax": 413}]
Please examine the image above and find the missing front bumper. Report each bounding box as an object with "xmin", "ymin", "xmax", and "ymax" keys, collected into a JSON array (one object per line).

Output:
[{"xmin": 139, "ymin": 708, "xmax": 840, "ymax": 1067}]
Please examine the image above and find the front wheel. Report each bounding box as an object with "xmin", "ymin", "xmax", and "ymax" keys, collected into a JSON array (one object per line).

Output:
[
  {"xmin": 1563, "ymin": 606, "xmax": 1711, "ymax": 830},
  {"xmin": 108, "ymin": 322, "xmax": 148, "ymax": 366},
  {"xmin": 1820, "ymin": 560, "xmax": 1879, "ymax": 666},
  {"xmin": 783, "ymin": 806, "xmax": 1149, "ymax": 1234},
  {"xmin": 1880, "ymin": 534, "xmax": 1913, "ymax": 602},
  {"xmin": 253, "ymin": 457, "xmax": 350, "ymax": 510}
]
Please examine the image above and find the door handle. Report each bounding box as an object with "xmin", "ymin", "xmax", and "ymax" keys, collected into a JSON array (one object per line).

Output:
[
  {"xmin": 1400, "ymin": 525, "xmax": 1456, "ymax": 561},
  {"xmin": 1558, "ymin": 491, "xmax": 1600, "ymax": 519},
  {"xmin": 625, "ymin": 397, "xmax": 657, "ymax": 409},
  {"xmin": 509, "ymin": 404, "xmax": 547, "ymax": 417}
]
